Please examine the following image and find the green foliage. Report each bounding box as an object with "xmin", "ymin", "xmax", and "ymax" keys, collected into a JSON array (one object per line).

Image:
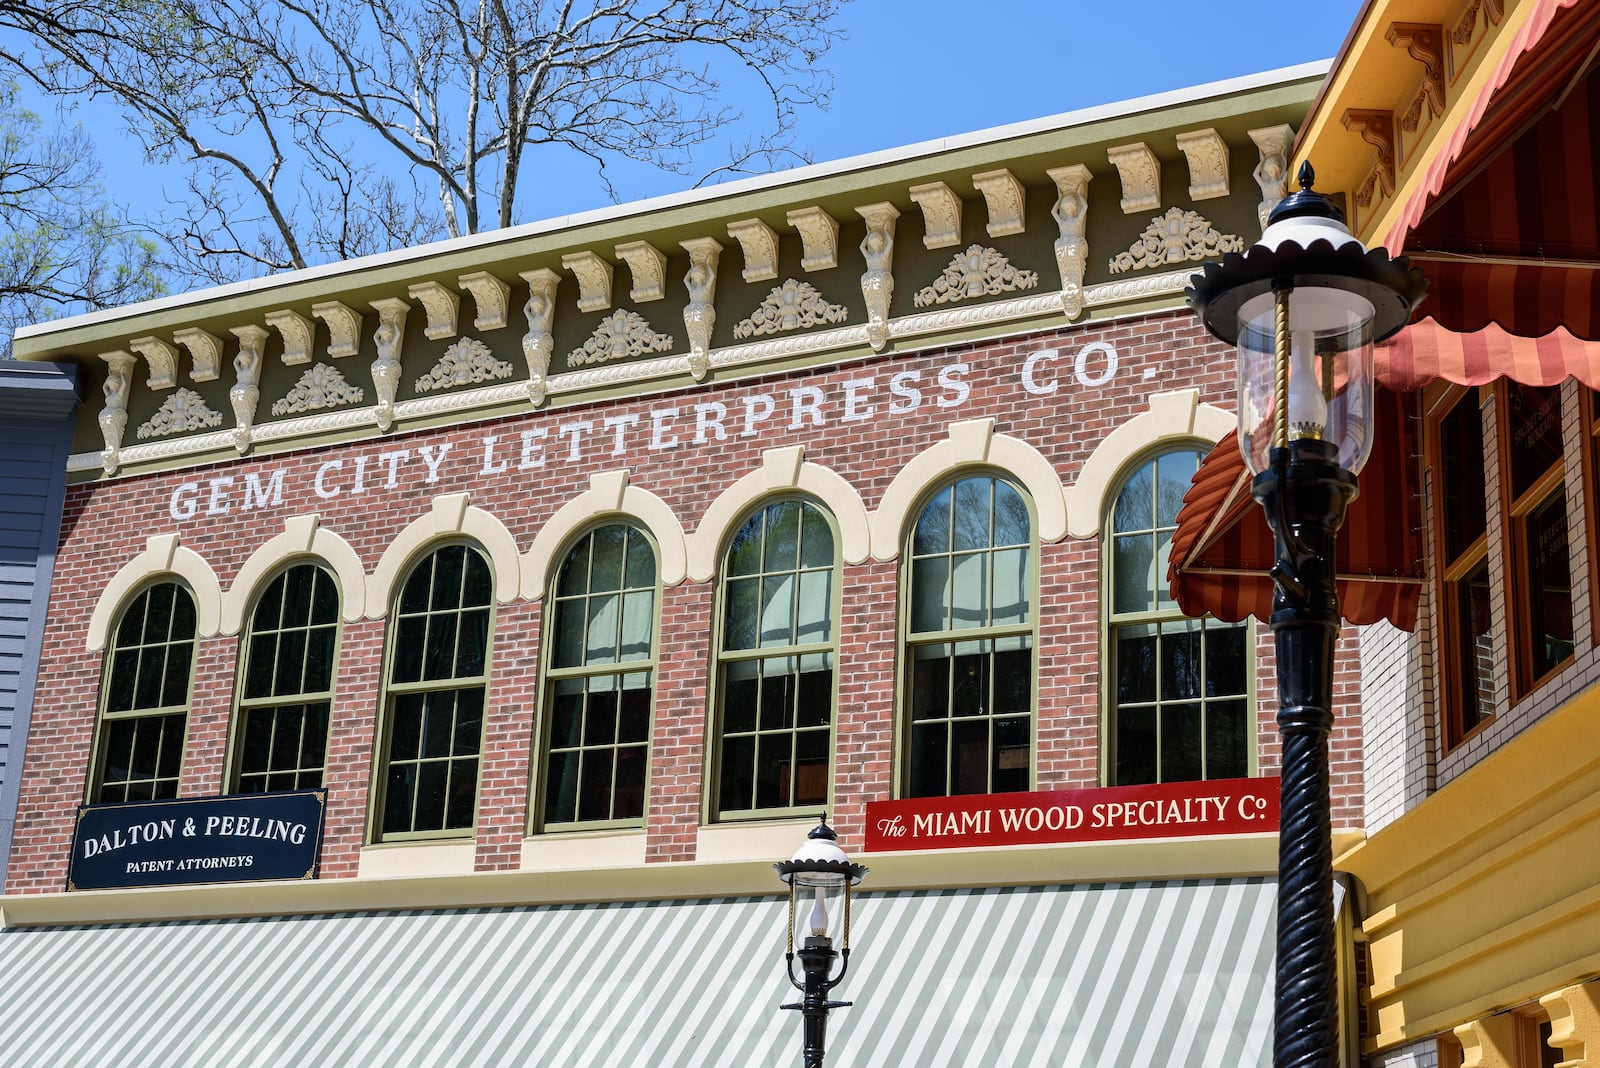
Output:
[{"xmin": 0, "ymin": 81, "xmax": 165, "ymax": 355}]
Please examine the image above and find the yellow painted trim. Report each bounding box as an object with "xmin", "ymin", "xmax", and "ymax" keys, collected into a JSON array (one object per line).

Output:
[
  {"xmin": 869, "ymin": 418, "xmax": 1068, "ymax": 559},
  {"xmin": 1066, "ymin": 389, "xmax": 1235, "ymax": 539},
  {"xmin": 85, "ymin": 534, "xmax": 224, "ymax": 652},
  {"xmin": 686, "ymin": 445, "xmax": 871, "ymax": 583},
  {"xmin": 219, "ymin": 514, "xmax": 368, "ymax": 632},
  {"xmin": 2, "ymin": 832, "xmax": 1281, "ymax": 928},
  {"xmin": 1341, "ymin": 681, "xmax": 1600, "ymax": 1052},
  {"xmin": 520, "ymin": 469, "xmax": 689, "ymax": 596},
  {"xmin": 364, "ymin": 492, "xmax": 521, "ymax": 617}
]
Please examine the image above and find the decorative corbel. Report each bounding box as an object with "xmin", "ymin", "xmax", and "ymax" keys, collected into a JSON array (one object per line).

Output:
[
  {"xmin": 908, "ymin": 182, "xmax": 962, "ymax": 249},
  {"xmin": 1248, "ymin": 125, "xmax": 1295, "ymax": 229},
  {"xmin": 1387, "ymin": 23, "xmax": 1446, "ymax": 131},
  {"xmin": 1455, "ymin": 1015, "xmax": 1517, "ymax": 1068},
  {"xmin": 1175, "ymin": 129, "xmax": 1230, "ymax": 201},
  {"xmin": 368, "ymin": 297, "xmax": 410, "ymax": 432},
  {"xmin": 1045, "ymin": 164, "xmax": 1092, "ymax": 321},
  {"xmin": 519, "ymin": 268, "xmax": 560, "ymax": 405},
  {"xmin": 98, "ymin": 350, "xmax": 136, "ymax": 475},
  {"xmin": 172, "ymin": 328, "xmax": 223, "ymax": 383},
  {"xmin": 972, "ymin": 169, "xmax": 1027, "ymax": 238},
  {"xmin": 726, "ymin": 219, "xmax": 780, "ymax": 283},
  {"xmin": 614, "ymin": 241, "xmax": 668, "ymax": 302},
  {"xmin": 786, "ymin": 206, "xmax": 839, "ymax": 272},
  {"xmin": 561, "ymin": 251, "xmax": 614, "ymax": 313},
  {"xmin": 1107, "ymin": 142, "xmax": 1161, "ymax": 213},
  {"xmin": 458, "ymin": 271, "xmax": 511, "ymax": 331},
  {"xmin": 310, "ymin": 301, "xmax": 363, "ymax": 358},
  {"xmin": 407, "ymin": 281, "xmax": 460, "ymax": 341},
  {"xmin": 228, "ymin": 324, "xmax": 268, "ymax": 454},
  {"xmin": 1342, "ymin": 109, "xmax": 1396, "ymax": 206},
  {"xmin": 856, "ymin": 203, "xmax": 899, "ymax": 352},
  {"xmin": 680, "ymin": 237, "xmax": 722, "ymax": 380},
  {"xmin": 1541, "ymin": 980, "xmax": 1600, "ymax": 1067},
  {"xmin": 128, "ymin": 336, "xmax": 178, "ymax": 391},
  {"xmin": 265, "ymin": 308, "xmax": 316, "ymax": 366}
]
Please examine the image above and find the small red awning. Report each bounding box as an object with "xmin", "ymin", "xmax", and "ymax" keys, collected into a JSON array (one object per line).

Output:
[
  {"xmin": 1167, "ymin": 390, "xmax": 1424, "ymax": 628},
  {"xmin": 1376, "ymin": 317, "xmax": 1600, "ymax": 391}
]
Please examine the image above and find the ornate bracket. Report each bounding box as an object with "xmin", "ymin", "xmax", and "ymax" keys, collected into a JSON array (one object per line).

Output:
[
  {"xmin": 1343, "ymin": 109, "xmax": 1397, "ymax": 208},
  {"xmin": 908, "ymin": 181, "xmax": 962, "ymax": 249},
  {"xmin": 407, "ymin": 281, "xmax": 460, "ymax": 341},
  {"xmin": 615, "ymin": 241, "xmax": 668, "ymax": 302},
  {"xmin": 562, "ymin": 250, "xmax": 614, "ymax": 313},
  {"xmin": 1248, "ymin": 125, "xmax": 1295, "ymax": 230},
  {"xmin": 1175, "ymin": 128, "xmax": 1230, "ymax": 201},
  {"xmin": 229, "ymin": 324, "xmax": 268, "ymax": 454},
  {"xmin": 128, "ymin": 336, "xmax": 178, "ymax": 391},
  {"xmin": 172, "ymin": 328, "xmax": 223, "ymax": 383},
  {"xmin": 519, "ymin": 268, "xmax": 560, "ymax": 405},
  {"xmin": 856, "ymin": 202, "xmax": 899, "ymax": 352},
  {"xmin": 98, "ymin": 350, "xmax": 136, "ymax": 475},
  {"xmin": 458, "ymin": 271, "xmax": 511, "ymax": 331},
  {"xmin": 1107, "ymin": 142, "xmax": 1161, "ymax": 214},
  {"xmin": 1046, "ymin": 164, "xmax": 1091, "ymax": 320},
  {"xmin": 726, "ymin": 219, "xmax": 780, "ymax": 283},
  {"xmin": 680, "ymin": 237, "xmax": 722, "ymax": 380},
  {"xmin": 972, "ymin": 169, "xmax": 1026, "ymax": 238},
  {"xmin": 787, "ymin": 206, "xmax": 840, "ymax": 272},
  {"xmin": 1387, "ymin": 23, "xmax": 1446, "ymax": 131},
  {"xmin": 368, "ymin": 297, "xmax": 410, "ymax": 432},
  {"xmin": 265, "ymin": 308, "xmax": 316, "ymax": 366},
  {"xmin": 310, "ymin": 301, "xmax": 363, "ymax": 359}
]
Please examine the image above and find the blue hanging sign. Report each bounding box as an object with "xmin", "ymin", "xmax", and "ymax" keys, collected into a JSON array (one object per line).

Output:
[{"xmin": 67, "ymin": 790, "xmax": 326, "ymax": 891}]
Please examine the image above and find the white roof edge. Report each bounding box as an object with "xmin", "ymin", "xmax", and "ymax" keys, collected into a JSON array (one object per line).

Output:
[{"xmin": 16, "ymin": 60, "xmax": 1330, "ymax": 344}]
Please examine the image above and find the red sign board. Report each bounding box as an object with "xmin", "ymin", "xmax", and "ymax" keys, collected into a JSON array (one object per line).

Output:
[{"xmin": 863, "ymin": 777, "xmax": 1279, "ymax": 853}]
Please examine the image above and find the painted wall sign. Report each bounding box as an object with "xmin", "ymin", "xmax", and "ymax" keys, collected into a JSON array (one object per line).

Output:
[
  {"xmin": 67, "ymin": 790, "xmax": 326, "ymax": 891},
  {"xmin": 864, "ymin": 777, "xmax": 1279, "ymax": 853}
]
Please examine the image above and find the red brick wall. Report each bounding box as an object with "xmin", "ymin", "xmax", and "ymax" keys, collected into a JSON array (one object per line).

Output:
[{"xmin": 5, "ymin": 309, "xmax": 1366, "ymax": 891}]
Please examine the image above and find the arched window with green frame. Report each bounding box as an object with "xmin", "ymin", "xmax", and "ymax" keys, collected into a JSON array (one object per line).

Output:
[
  {"xmin": 93, "ymin": 581, "xmax": 197, "ymax": 802},
  {"xmin": 539, "ymin": 523, "xmax": 657, "ymax": 829},
  {"xmin": 712, "ymin": 498, "xmax": 837, "ymax": 819},
  {"xmin": 231, "ymin": 563, "xmax": 340, "ymax": 793},
  {"xmin": 1106, "ymin": 447, "xmax": 1252, "ymax": 785},
  {"xmin": 903, "ymin": 474, "xmax": 1035, "ymax": 798},
  {"xmin": 374, "ymin": 542, "xmax": 493, "ymax": 840}
]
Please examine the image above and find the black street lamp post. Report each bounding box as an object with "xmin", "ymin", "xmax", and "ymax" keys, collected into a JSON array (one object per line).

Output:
[
  {"xmin": 1187, "ymin": 163, "xmax": 1426, "ymax": 1068},
  {"xmin": 774, "ymin": 815, "xmax": 868, "ymax": 1068}
]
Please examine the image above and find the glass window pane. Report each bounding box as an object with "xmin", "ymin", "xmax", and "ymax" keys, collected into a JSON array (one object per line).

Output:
[
  {"xmin": 1114, "ymin": 462, "xmax": 1154, "ymax": 534},
  {"xmin": 169, "ymin": 585, "xmax": 197, "ymax": 639},
  {"xmin": 951, "ymin": 478, "xmax": 991, "ymax": 552},
  {"xmin": 549, "ymin": 680, "xmax": 584, "ymax": 750},
  {"xmin": 760, "ymin": 661, "xmax": 796, "ymax": 731},
  {"xmin": 584, "ymin": 596, "xmax": 619, "ymax": 664},
  {"xmin": 586, "ymin": 686, "xmax": 619, "ymax": 746},
  {"xmin": 447, "ymin": 758, "xmax": 478, "ymax": 828},
  {"xmin": 422, "ymin": 691, "xmax": 456, "ymax": 759},
  {"xmin": 911, "ymin": 645, "xmax": 951, "ymax": 721},
  {"xmin": 993, "ymin": 482, "xmax": 1029, "ymax": 548},
  {"xmin": 759, "ymin": 573, "xmax": 796, "ymax": 648},
  {"xmin": 1113, "ymin": 533, "xmax": 1155, "ymax": 616},
  {"xmin": 310, "ymin": 568, "xmax": 338, "ymax": 626},
  {"xmin": 1205, "ymin": 623, "xmax": 1248, "ymax": 698},
  {"xmin": 950, "ymin": 717, "xmax": 989, "ymax": 794},
  {"xmin": 913, "ymin": 487, "xmax": 952, "ymax": 556},
  {"xmin": 794, "ymin": 728, "xmax": 829, "ymax": 806},
  {"xmin": 795, "ymin": 570, "xmax": 832, "ymax": 644},
  {"xmin": 107, "ymin": 649, "xmax": 138, "ymax": 713},
  {"xmin": 619, "ymin": 591, "xmax": 655, "ymax": 661},
  {"xmin": 557, "ymin": 536, "xmax": 592, "ymax": 597},
  {"xmin": 723, "ymin": 661, "xmax": 758, "ymax": 734},
  {"xmin": 304, "ymin": 626, "xmax": 337, "ymax": 693},
  {"xmin": 399, "ymin": 559, "xmax": 432, "ymax": 614},
  {"xmin": 796, "ymin": 660, "xmax": 832, "ymax": 728},
  {"xmin": 949, "ymin": 553, "xmax": 988, "ymax": 630},
  {"xmin": 763, "ymin": 501, "xmax": 801, "ymax": 572},
  {"xmin": 1439, "ymin": 394, "xmax": 1487, "ymax": 559},
  {"xmin": 253, "ymin": 576, "xmax": 285, "ymax": 634},
  {"xmin": 1156, "ymin": 451, "xmax": 1198, "ymax": 527},
  {"xmin": 754, "ymin": 733, "xmax": 789, "ymax": 808},
  {"xmin": 161, "ymin": 643, "xmax": 192, "ymax": 708},
  {"xmin": 273, "ymin": 630, "xmax": 307, "ymax": 697},
  {"xmin": 544, "ymin": 749, "xmax": 580, "ymax": 824},
  {"xmin": 908, "ymin": 721, "xmax": 948, "ymax": 797},
  {"xmin": 145, "ymin": 583, "xmax": 175, "ymax": 644},
  {"xmin": 383, "ymin": 764, "xmax": 416, "ymax": 835},
  {"xmin": 390, "ymin": 693, "xmax": 424, "ymax": 761},
  {"xmin": 590, "ymin": 525, "xmax": 627, "ymax": 592},
  {"xmin": 1116, "ymin": 706, "xmax": 1157, "ymax": 786},
  {"xmin": 1455, "ymin": 562, "xmax": 1496, "ymax": 734},
  {"xmin": 727, "ymin": 515, "xmax": 764, "ymax": 577},
  {"xmin": 578, "ymin": 751, "xmax": 614, "ymax": 822},
  {"xmin": 453, "ymin": 689, "xmax": 484, "ymax": 756},
  {"xmin": 422, "ymin": 614, "xmax": 459, "ymax": 681},
  {"xmin": 618, "ymin": 681, "xmax": 652, "ymax": 743},
  {"xmin": 724, "ymin": 577, "xmax": 759, "ymax": 651},
  {"xmin": 413, "ymin": 761, "xmax": 448, "ymax": 831},
  {"xmin": 553, "ymin": 600, "xmax": 585, "ymax": 669},
  {"xmin": 430, "ymin": 546, "xmax": 465, "ymax": 611},
  {"xmin": 1159, "ymin": 704, "xmax": 1203, "ymax": 782},
  {"xmin": 135, "ymin": 648, "xmax": 165, "ymax": 709},
  {"xmin": 624, "ymin": 528, "xmax": 655, "ymax": 590},
  {"xmin": 455, "ymin": 609, "xmax": 489, "ymax": 677},
  {"xmin": 614, "ymin": 746, "xmax": 646, "ymax": 821},
  {"xmin": 1116, "ymin": 625, "xmax": 1157, "ymax": 705},
  {"xmin": 990, "ymin": 547, "xmax": 1029, "ymax": 626},
  {"xmin": 1506, "ymin": 384, "xmax": 1562, "ymax": 499},
  {"xmin": 1524, "ymin": 488, "xmax": 1574, "ymax": 678},
  {"xmin": 1161, "ymin": 619, "xmax": 1202, "ymax": 701},
  {"xmin": 115, "ymin": 591, "xmax": 147, "ymax": 647},
  {"xmin": 719, "ymin": 735, "xmax": 755, "ymax": 811},
  {"xmin": 1205, "ymin": 700, "xmax": 1249, "ymax": 779},
  {"xmin": 993, "ymin": 646, "xmax": 1031, "ymax": 714},
  {"xmin": 800, "ymin": 506, "xmax": 834, "ymax": 569},
  {"xmin": 993, "ymin": 715, "xmax": 1029, "ymax": 793},
  {"xmin": 910, "ymin": 557, "xmax": 950, "ymax": 634},
  {"xmin": 282, "ymin": 567, "xmax": 314, "ymax": 628}
]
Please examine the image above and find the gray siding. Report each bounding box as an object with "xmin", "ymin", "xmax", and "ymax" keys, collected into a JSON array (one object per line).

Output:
[{"xmin": 0, "ymin": 362, "xmax": 79, "ymax": 887}]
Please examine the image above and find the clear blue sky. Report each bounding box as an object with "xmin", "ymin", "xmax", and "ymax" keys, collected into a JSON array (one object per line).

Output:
[{"xmin": 15, "ymin": 0, "xmax": 1367, "ymax": 240}]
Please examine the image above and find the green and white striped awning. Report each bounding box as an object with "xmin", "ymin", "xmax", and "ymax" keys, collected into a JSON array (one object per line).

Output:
[{"xmin": 0, "ymin": 878, "xmax": 1274, "ymax": 1065}]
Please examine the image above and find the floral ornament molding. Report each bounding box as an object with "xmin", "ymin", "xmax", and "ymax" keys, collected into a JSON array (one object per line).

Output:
[
  {"xmin": 1108, "ymin": 208, "xmax": 1244, "ymax": 274},
  {"xmin": 734, "ymin": 279, "xmax": 848, "ymax": 339},
  {"xmin": 568, "ymin": 309, "xmax": 675, "ymax": 368},
  {"xmin": 271, "ymin": 363, "xmax": 366, "ymax": 417},
  {"xmin": 137, "ymin": 387, "xmax": 222, "ymax": 440},
  {"xmin": 229, "ymin": 325, "xmax": 268, "ymax": 454},
  {"xmin": 913, "ymin": 245, "xmax": 1039, "ymax": 308},
  {"xmin": 415, "ymin": 337, "xmax": 514, "ymax": 393}
]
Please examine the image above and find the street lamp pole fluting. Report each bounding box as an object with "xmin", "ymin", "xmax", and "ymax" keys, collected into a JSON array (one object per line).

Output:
[
  {"xmin": 1187, "ymin": 162, "xmax": 1426, "ymax": 1067},
  {"xmin": 775, "ymin": 815, "xmax": 868, "ymax": 1068}
]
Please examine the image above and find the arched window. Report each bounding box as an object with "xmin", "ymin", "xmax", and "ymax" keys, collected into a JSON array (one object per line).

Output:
[
  {"xmin": 233, "ymin": 563, "xmax": 340, "ymax": 793},
  {"xmin": 93, "ymin": 582, "xmax": 197, "ymax": 802},
  {"xmin": 540, "ymin": 524, "xmax": 657, "ymax": 828},
  {"xmin": 1106, "ymin": 448, "xmax": 1251, "ymax": 785},
  {"xmin": 904, "ymin": 475, "xmax": 1034, "ymax": 797},
  {"xmin": 713, "ymin": 499, "xmax": 836, "ymax": 818},
  {"xmin": 375, "ymin": 543, "xmax": 493, "ymax": 839}
]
